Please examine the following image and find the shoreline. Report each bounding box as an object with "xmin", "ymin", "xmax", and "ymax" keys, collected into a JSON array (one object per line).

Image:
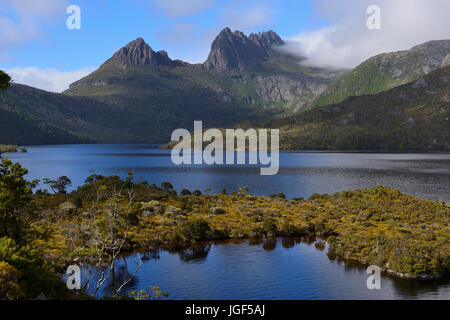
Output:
[
  {"xmin": 121, "ymin": 236, "xmax": 449, "ymax": 281},
  {"xmin": 8, "ymin": 142, "xmax": 450, "ymax": 154}
]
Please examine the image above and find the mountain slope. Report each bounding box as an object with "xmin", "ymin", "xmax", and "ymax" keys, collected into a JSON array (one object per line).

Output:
[
  {"xmin": 261, "ymin": 66, "xmax": 450, "ymax": 151},
  {"xmin": 1, "ymin": 28, "xmax": 345, "ymax": 145},
  {"xmin": 0, "ymin": 83, "xmax": 141, "ymax": 144},
  {"xmin": 65, "ymin": 29, "xmax": 345, "ymax": 136},
  {"xmin": 310, "ymin": 40, "xmax": 450, "ymax": 109}
]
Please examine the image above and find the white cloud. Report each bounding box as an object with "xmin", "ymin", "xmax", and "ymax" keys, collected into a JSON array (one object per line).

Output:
[
  {"xmin": 156, "ymin": 22, "xmax": 216, "ymax": 63},
  {"xmin": 150, "ymin": 0, "xmax": 215, "ymax": 17},
  {"xmin": 220, "ymin": 3, "xmax": 275, "ymax": 31},
  {"xmin": 0, "ymin": 0, "xmax": 67, "ymax": 52},
  {"xmin": 284, "ymin": 0, "xmax": 450, "ymax": 68},
  {"xmin": 6, "ymin": 66, "xmax": 96, "ymax": 93}
]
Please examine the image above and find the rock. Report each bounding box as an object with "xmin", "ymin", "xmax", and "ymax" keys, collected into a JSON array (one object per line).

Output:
[
  {"xmin": 442, "ymin": 53, "xmax": 450, "ymax": 67},
  {"xmin": 108, "ymin": 38, "xmax": 184, "ymax": 68},
  {"xmin": 204, "ymin": 28, "xmax": 284, "ymax": 72},
  {"xmin": 412, "ymin": 77, "xmax": 428, "ymax": 88}
]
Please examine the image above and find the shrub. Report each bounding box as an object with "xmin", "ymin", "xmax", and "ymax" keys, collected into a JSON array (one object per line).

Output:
[
  {"xmin": 59, "ymin": 202, "xmax": 77, "ymax": 215},
  {"xmin": 180, "ymin": 189, "xmax": 191, "ymax": 196},
  {"xmin": 165, "ymin": 206, "xmax": 185, "ymax": 217},
  {"xmin": 210, "ymin": 207, "xmax": 226, "ymax": 215},
  {"xmin": 71, "ymin": 196, "xmax": 83, "ymax": 209},
  {"xmin": 308, "ymin": 193, "xmax": 322, "ymax": 200},
  {"xmin": 261, "ymin": 218, "xmax": 277, "ymax": 236},
  {"xmin": 0, "ymin": 261, "xmax": 24, "ymax": 299},
  {"xmin": 141, "ymin": 200, "xmax": 163, "ymax": 215},
  {"xmin": 179, "ymin": 219, "xmax": 211, "ymax": 241},
  {"xmin": 161, "ymin": 182, "xmax": 173, "ymax": 192},
  {"xmin": 0, "ymin": 237, "xmax": 64, "ymax": 298}
]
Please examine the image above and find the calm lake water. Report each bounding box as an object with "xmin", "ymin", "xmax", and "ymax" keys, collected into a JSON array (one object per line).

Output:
[
  {"xmin": 5, "ymin": 144, "xmax": 450, "ymax": 299},
  {"xmin": 93, "ymin": 238, "xmax": 450, "ymax": 300},
  {"xmin": 4, "ymin": 144, "xmax": 450, "ymax": 202}
]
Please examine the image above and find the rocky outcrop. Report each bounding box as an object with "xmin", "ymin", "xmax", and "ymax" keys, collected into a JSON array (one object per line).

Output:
[
  {"xmin": 204, "ymin": 28, "xmax": 284, "ymax": 72},
  {"xmin": 372, "ymin": 40, "xmax": 450, "ymax": 79},
  {"xmin": 442, "ymin": 53, "xmax": 450, "ymax": 67},
  {"xmin": 106, "ymin": 38, "xmax": 185, "ymax": 68},
  {"xmin": 311, "ymin": 40, "xmax": 450, "ymax": 108}
]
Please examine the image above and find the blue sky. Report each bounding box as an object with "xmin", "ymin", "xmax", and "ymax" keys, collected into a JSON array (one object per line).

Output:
[
  {"xmin": 1, "ymin": 0, "xmax": 321, "ymax": 70},
  {"xmin": 1, "ymin": 0, "xmax": 449, "ymax": 92}
]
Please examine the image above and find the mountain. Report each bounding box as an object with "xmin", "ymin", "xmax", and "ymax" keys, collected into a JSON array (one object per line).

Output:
[
  {"xmin": 0, "ymin": 28, "xmax": 344, "ymax": 145},
  {"xmin": 64, "ymin": 28, "xmax": 345, "ymax": 135},
  {"xmin": 107, "ymin": 37, "xmax": 185, "ymax": 68},
  {"xmin": 0, "ymin": 83, "xmax": 139, "ymax": 145},
  {"xmin": 260, "ymin": 66, "xmax": 450, "ymax": 151},
  {"xmin": 4, "ymin": 30, "xmax": 447, "ymax": 149},
  {"xmin": 204, "ymin": 28, "xmax": 284, "ymax": 72},
  {"xmin": 310, "ymin": 40, "xmax": 450, "ymax": 109}
]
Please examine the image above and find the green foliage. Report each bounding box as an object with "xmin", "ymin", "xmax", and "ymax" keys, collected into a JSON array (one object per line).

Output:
[
  {"xmin": 161, "ymin": 182, "xmax": 173, "ymax": 192},
  {"xmin": 0, "ymin": 164, "xmax": 448, "ymax": 300},
  {"xmin": 180, "ymin": 189, "xmax": 192, "ymax": 196},
  {"xmin": 44, "ymin": 176, "xmax": 72, "ymax": 194},
  {"xmin": 71, "ymin": 196, "xmax": 83, "ymax": 209},
  {"xmin": 261, "ymin": 218, "xmax": 277, "ymax": 236},
  {"xmin": 0, "ymin": 158, "xmax": 32, "ymax": 240},
  {"xmin": 128, "ymin": 286, "xmax": 169, "ymax": 300},
  {"xmin": 0, "ymin": 261, "xmax": 24, "ymax": 299},
  {"xmin": 0, "ymin": 145, "xmax": 18, "ymax": 153},
  {"xmin": 0, "ymin": 70, "xmax": 11, "ymax": 91},
  {"xmin": 310, "ymin": 42, "xmax": 449, "ymax": 109},
  {"xmin": 0, "ymin": 237, "xmax": 65, "ymax": 299},
  {"xmin": 210, "ymin": 207, "xmax": 226, "ymax": 215},
  {"xmin": 179, "ymin": 219, "xmax": 211, "ymax": 241},
  {"xmin": 266, "ymin": 67, "xmax": 450, "ymax": 151}
]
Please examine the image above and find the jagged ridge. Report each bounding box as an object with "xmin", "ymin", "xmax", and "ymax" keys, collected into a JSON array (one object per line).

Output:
[{"xmin": 204, "ymin": 28, "xmax": 285, "ymax": 72}]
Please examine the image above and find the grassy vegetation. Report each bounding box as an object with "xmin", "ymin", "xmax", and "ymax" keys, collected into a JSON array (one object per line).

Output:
[
  {"xmin": 1, "ymin": 157, "xmax": 448, "ymax": 299},
  {"xmin": 0, "ymin": 145, "xmax": 27, "ymax": 154},
  {"xmin": 309, "ymin": 41, "xmax": 450, "ymax": 109}
]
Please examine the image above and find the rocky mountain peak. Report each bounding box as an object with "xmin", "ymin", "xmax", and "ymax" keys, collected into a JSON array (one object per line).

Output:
[
  {"xmin": 249, "ymin": 30, "xmax": 284, "ymax": 48},
  {"xmin": 108, "ymin": 38, "xmax": 181, "ymax": 68},
  {"xmin": 204, "ymin": 28, "xmax": 285, "ymax": 72}
]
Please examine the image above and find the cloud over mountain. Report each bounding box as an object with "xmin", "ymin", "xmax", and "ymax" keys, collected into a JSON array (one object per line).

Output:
[{"xmin": 283, "ymin": 0, "xmax": 450, "ymax": 68}]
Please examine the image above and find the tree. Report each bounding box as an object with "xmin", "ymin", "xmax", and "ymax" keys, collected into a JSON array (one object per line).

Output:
[
  {"xmin": 160, "ymin": 182, "xmax": 173, "ymax": 192},
  {"xmin": 44, "ymin": 176, "xmax": 72, "ymax": 194},
  {"xmin": 0, "ymin": 261, "xmax": 24, "ymax": 299},
  {"xmin": 0, "ymin": 158, "xmax": 32, "ymax": 239},
  {"xmin": 180, "ymin": 189, "xmax": 191, "ymax": 196},
  {"xmin": 0, "ymin": 70, "xmax": 11, "ymax": 91},
  {"xmin": 72, "ymin": 181, "xmax": 142, "ymax": 297}
]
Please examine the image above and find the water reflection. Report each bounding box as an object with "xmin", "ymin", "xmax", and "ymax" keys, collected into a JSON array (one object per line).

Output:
[
  {"xmin": 90, "ymin": 238, "xmax": 449, "ymax": 300},
  {"xmin": 262, "ymin": 238, "xmax": 277, "ymax": 251},
  {"xmin": 166, "ymin": 244, "xmax": 211, "ymax": 263}
]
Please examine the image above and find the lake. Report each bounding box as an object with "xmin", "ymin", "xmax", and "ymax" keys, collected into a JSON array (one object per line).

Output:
[
  {"xmin": 93, "ymin": 238, "xmax": 450, "ymax": 300},
  {"xmin": 5, "ymin": 144, "xmax": 450, "ymax": 300},
  {"xmin": 4, "ymin": 144, "xmax": 450, "ymax": 202}
]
